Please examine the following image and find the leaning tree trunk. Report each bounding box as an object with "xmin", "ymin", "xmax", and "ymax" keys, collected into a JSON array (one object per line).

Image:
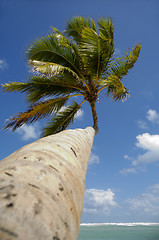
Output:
[{"xmin": 0, "ymin": 127, "xmax": 95, "ymax": 240}]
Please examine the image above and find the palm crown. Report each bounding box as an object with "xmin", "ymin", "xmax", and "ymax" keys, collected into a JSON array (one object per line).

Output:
[{"xmin": 2, "ymin": 17, "xmax": 141, "ymax": 136}]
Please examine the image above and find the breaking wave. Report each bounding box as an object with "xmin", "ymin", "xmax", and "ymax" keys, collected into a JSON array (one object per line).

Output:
[{"xmin": 80, "ymin": 222, "xmax": 159, "ymax": 227}]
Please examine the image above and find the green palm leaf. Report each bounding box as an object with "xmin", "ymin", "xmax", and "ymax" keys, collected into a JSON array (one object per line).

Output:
[
  {"xmin": 101, "ymin": 75, "xmax": 129, "ymax": 101},
  {"xmin": 3, "ymin": 97, "xmax": 68, "ymax": 131},
  {"xmin": 52, "ymin": 27, "xmax": 79, "ymax": 54},
  {"xmin": 98, "ymin": 18, "xmax": 114, "ymax": 43},
  {"xmin": 27, "ymin": 33, "xmax": 80, "ymax": 76},
  {"xmin": 98, "ymin": 44, "xmax": 141, "ymax": 101},
  {"xmin": 29, "ymin": 60, "xmax": 81, "ymax": 79},
  {"xmin": 108, "ymin": 43, "xmax": 141, "ymax": 79},
  {"xmin": 2, "ymin": 76, "xmax": 84, "ymax": 103},
  {"xmin": 65, "ymin": 16, "xmax": 96, "ymax": 44},
  {"xmin": 3, "ymin": 17, "xmax": 141, "ymax": 136},
  {"xmin": 98, "ymin": 18, "xmax": 114, "ymax": 72},
  {"xmin": 80, "ymin": 26, "xmax": 114, "ymax": 80},
  {"xmin": 43, "ymin": 101, "xmax": 82, "ymax": 136},
  {"xmin": 52, "ymin": 27, "xmax": 86, "ymax": 76}
]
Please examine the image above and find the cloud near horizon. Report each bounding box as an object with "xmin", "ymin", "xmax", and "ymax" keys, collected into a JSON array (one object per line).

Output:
[
  {"xmin": 126, "ymin": 184, "xmax": 159, "ymax": 216},
  {"xmin": 82, "ymin": 184, "xmax": 159, "ymax": 222},
  {"xmin": 83, "ymin": 188, "xmax": 117, "ymax": 215}
]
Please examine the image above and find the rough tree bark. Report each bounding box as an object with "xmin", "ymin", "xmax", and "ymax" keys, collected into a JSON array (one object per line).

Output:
[{"xmin": 0, "ymin": 127, "xmax": 95, "ymax": 240}]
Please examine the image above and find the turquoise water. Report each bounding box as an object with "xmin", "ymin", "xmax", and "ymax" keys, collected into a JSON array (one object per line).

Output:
[{"xmin": 78, "ymin": 224, "xmax": 159, "ymax": 240}]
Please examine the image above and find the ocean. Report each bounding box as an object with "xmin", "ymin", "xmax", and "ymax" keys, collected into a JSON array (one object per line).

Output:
[{"xmin": 78, "ymin": 223, "xmax": 159, "ymax": 240}]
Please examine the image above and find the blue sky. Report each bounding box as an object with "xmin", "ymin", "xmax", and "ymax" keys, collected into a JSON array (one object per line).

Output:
[{"xmin": 1, "ymin": 0, "xmax": 159, "ymax": 223}]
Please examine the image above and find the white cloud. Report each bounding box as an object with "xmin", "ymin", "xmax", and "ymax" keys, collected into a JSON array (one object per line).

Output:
[
  {"xmin": 59, "ymin": 106, "xmax": 84, "ymax": 120},
  {"xmin": 136, "ymin": 133, "xmax": 159, "ymax": 151},
  {"xmin": 16, "ymin": 123, "xmax": 41, "ymax": 141},
  {"xmin": 149, "ymin": 184, "xmax": 159, "ymax": 194},
  {"xmin": 120, "ymin": 167, "xmax": 136, "ymax": 175},
  {"xmin": 122, "ymin": 132, "xmax": 159, "ymax": 172},
  {"xmin": 125, "ymin": 109, "xmax": 159, "ymax": 169},
  {"xmin": 124, "ymin": 155, "xmax": 132, "ymax": 161},
  {"xmin": 82, "ymin": 185, "xmax": 159, "ymax": 222},
  {"xmin": 137, "ymin": 108, "xmax": 159, "ymax": 129},
  {"xmin": 146, "ymin": 109, "xmax": 159, "ymax": 124},
  {"xmin": 0, "ymin": 59, "xmax": 8, "ymax": 70},
  {"xmin": 84, "ymin": 188, "xmax": 117, "ymax": 215},
  {"xmin": 126, "ymin": 184, "xmax": 159, "ymax": 216},
  {"xmin": 89, "ymin": 152, "xmax": 99, "ymax": 165},
  {"xmin": 75, "ymin": 108, "xmax": 84, "ymax": 120},
  {"xmin": 137, "ymin": 120, "xmax": 148, "ymax": 130},
  {"xmin": 133, "ymin": 133, "xmax": 159, "ymax": 165}
]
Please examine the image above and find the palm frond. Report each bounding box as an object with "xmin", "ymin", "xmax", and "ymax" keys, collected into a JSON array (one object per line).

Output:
[
  {"xmin": 98, "ymin": 18, "xmax": 114, "ymax": 73},
  {"xmin": 52, "ymin": 27, "xmax": 79, "ymax": 53},
  {"xmin": 100, "ymin": 75, "xmax": 129, "ymax": 101},
  {"xmin": 52, "ymin": 27, "xmax": 85, "ymax": 75},
  {"xmin": 2, "ymin": 75, "xmax": 85, "ymax": 103},
  {"xmin": 98, "ymin": 18, "xmax": 114, "ymax": 42},
  {"xmin": 65, "ymin": 16, "xmax": 96, "ymax": 44},
  {"xmin": 80, "ymin": 27, "xmax": 99, "ymax": 76},
  {"xmin": 3, "ymin": 97, "xmax": 68, "ymax": 131},
  {"xmin": 52, "ymin": 27, "xmax": 75, "ymax": 48},
  {"xmin": 80, "ymin": 26, "xmax": 114, "ymax": 80},
  {"xmin": 43, "ymin": 101, "xmax": 83, "ymax": 136},
  {"xmin": 2, "ymin": 81, "xmax": 30, "ymax": 93},
  {"xmin": 107, "ymin": 43, "xmax": 141, "ymax": 79},
  {"xmin": 26, "ymin": 33, "xmax": 81, "ymax": 76},
  {"xmin": 29, "ymin": 60, "xmax": 81, "ymax": 79}
]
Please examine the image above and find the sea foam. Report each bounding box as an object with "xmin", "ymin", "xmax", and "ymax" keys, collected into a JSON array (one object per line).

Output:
[{"xmin": 80, "ymin": 222, "xmax": 159, "ymax": 227}]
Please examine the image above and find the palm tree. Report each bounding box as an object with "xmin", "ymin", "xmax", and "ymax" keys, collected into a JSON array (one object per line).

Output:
[
  {"xmin": 2, "ymin": 16, "xmax": 141, "ymax": 136},
  {"xmin": 1, "ymin": 17, "xmax": 141, "ymax": 239}
]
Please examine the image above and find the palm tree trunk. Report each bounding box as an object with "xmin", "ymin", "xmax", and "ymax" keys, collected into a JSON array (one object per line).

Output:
[
  {"xmin": 0, "ymin": 127, "xmax": 95, "ymax": 240},
  {"xmin": 90, "ymin": 101, "xmax": 99, "ymax": 135}
]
